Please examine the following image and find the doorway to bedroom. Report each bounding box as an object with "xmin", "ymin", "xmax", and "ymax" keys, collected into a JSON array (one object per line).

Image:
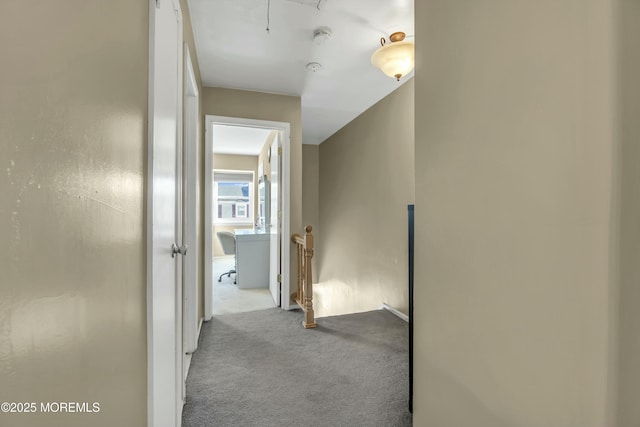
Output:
[{"xmin": 204, "ymin": 115, "xmax": 292, "ymax": 318}]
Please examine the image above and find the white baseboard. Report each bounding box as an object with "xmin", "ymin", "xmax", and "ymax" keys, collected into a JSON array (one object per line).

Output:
[
  {"xmin": 184, "ymin": 353, "xmax": 193, "ymax": 379},
  {"xmin": 381, "ymin": 303, "xmax": 409, "ymax": 323},
  {"xmin": 186, "ymin": 317, "xmax": 205, "ymax": 355},
  {"xmin": 185, "ymin": 317, "xmax": 205, "ymax": 380},
  {"xmin": 197, "ymin": 317, "xmax": 204, "ymax": 338}
]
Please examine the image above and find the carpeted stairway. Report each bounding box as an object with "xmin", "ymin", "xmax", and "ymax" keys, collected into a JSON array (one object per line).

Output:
[{"xmin": 182, "ymin": 308, "xmax": 412, "ymax": 427}]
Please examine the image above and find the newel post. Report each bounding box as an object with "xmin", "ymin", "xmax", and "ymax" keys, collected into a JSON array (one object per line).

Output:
[{"xmin": 303, "ymin": 225, "xmax": 316, "ymax": 328}]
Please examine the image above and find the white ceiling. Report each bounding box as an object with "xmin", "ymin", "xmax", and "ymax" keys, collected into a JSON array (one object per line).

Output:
[
  {"xmin": 212, "ymin": 125, "xmax": 273, "ymax": 155},
  {"xmin": 188, "ymin": 0, "xmax": 414, "ymax": 145}
]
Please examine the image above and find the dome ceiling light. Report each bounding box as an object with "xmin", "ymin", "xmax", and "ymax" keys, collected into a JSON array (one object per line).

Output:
[
  {"xmin": 370, "ymin": 32, "xmax": 415, "ymax": 81},
  {"xmin": 313, "ymin": 27, "xmax": 332, "ymax": 45}
]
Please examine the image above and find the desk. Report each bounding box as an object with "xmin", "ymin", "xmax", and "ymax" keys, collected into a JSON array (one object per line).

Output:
[{"xmin": 234, "ymin": 229, "xmax": 270, "ymax": 289}]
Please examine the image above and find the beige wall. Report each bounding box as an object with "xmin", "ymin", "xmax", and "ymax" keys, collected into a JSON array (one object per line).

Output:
[
  {"xmin": 0, "ymin": 1, "xmax": 148, "ymax": 426},
  {"xmin": 414, "ymin": 1, "xmax": 618, "ymax": 426},
  {"xmin": 615, "ymin": 0, "xmax": 640, "ymax": 424},
  {"xmin": 302, "ymin": 145, "xmax": 320, "ymax": 283},
  {"xmin": 212, "ymin": 154, "xmax": 258, "ymax": 256},
  {"xmin": 317, "ymin": 79, "xmax": 414, "ymax": 317},
  {"xmin": 203, "ymin": 87, "xmax": 302, "ymax": 304}
]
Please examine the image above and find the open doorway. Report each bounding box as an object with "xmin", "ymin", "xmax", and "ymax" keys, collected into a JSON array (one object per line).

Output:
[{"xmin": 204, "ymin": 115, "xmax": 291, "ymax": 319}]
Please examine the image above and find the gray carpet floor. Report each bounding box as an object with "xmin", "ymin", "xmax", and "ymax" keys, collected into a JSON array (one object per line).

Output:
[{"xmin": 182, "ymin": 308, "xmax": 412, "ymax": 427}]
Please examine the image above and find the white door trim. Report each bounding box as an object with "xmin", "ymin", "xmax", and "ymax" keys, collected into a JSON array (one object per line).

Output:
[{"xmin": 204, "ymin": 115, "xmax": 292, "ymax": 320}]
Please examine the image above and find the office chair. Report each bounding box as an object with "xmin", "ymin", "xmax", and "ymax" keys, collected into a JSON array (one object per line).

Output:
[{"xmin": 217, "ymin": 231, "xmax": 237, "ymax": 284}]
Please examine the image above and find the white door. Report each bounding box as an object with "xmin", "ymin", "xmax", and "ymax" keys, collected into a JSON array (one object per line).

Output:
[
  {"xmin": 182, "ymin": 43, "xmax": 199, "ymax": 411},
  {"xmin": 182, "ymin": 45, "xmax": 199, "ymax": 356},
  {"xmin": 148, "ymin": 0, "xmax": 183, "ymax": 426},
  {"xmin": 269, "ymin": 133, "xmax": 281, "ymax": 306}
]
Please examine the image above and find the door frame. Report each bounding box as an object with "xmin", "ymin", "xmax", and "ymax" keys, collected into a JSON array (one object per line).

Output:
[{"xmin": 204, "ymin": 115, "xmax": 292, "ymax": 320}]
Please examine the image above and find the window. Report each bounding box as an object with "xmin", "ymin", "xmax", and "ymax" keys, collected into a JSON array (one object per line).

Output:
[{"xmin": 213, "ymin": 170, "xmax": 254, "ymax": 224}]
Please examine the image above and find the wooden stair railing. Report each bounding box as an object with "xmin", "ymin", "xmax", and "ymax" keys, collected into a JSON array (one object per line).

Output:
[{"xmin": 291, "ymin": 225, "xmax": 316, "ymax": 328}]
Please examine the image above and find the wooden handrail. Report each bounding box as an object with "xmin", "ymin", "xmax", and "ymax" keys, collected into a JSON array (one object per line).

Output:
[{"xmin": 291, "ymin": 225, "xmax": 316, "ymax": 328}]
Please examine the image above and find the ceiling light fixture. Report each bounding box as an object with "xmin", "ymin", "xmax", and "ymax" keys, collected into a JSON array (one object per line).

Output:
[
  {"xmin": 313, "ymin": 27, "xmax": 332, "ymax": 45},
  {"xmin": 370, "ymin": 32, "xmax": 414, "ymax": 81}
]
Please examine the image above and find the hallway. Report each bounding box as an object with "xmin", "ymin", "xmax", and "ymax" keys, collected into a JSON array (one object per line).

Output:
[{"xmin": 182, "ymin": 309, "xmax": 411, "ymax": 426}]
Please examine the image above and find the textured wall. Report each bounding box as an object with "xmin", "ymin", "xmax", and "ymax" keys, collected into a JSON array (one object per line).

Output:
[
  {"xmin": 317, "ymin": 79, "xmax": 414, "ymax": 317},
  {"xmin": 0, "ymin": 1, "xmax": 149, "ymax": 426},
  {"xmin": 414, "ymin": 1, "xmax": 616, "ymax": 425}
]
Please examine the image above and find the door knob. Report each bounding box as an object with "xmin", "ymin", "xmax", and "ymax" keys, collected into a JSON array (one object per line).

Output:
[{"xmin": 171, "ymin": 243, "xmax": 188, "ymax": 258}]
